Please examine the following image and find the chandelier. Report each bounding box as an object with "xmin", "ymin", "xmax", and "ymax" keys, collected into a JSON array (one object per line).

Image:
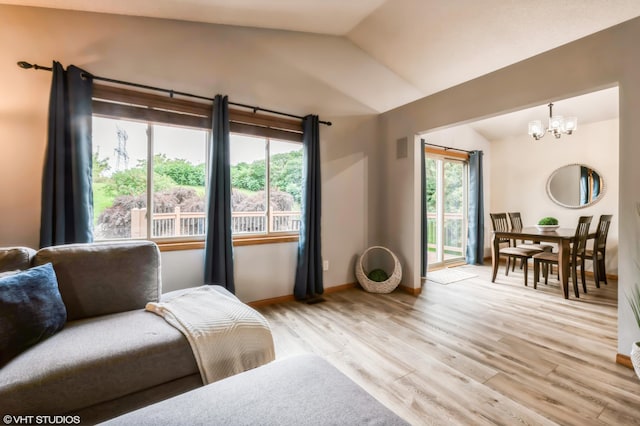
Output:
[{"xmin": 528, "ymin": 103, "xmax": 577, "ymax": 140}]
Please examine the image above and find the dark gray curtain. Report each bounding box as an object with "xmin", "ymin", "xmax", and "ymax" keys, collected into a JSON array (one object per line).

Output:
[
  {"xmin": 204, "ymin": 95, "xmax": 234, "ymax": 292},
  {"xmin": 40, "ymin": 62, "xmax": 94, "ymax": 248},
  {"xmin": 593, "ymin": 170, "xmax": 600, "ymax": 198},
  {"xmin": 421, "ymin": 139, "xmax": 428, "ymax": 277},
  {"xmin": 466, "ymin": 150, "xmax": 484, "ymax": 264},
  {"xmin": 580, "ymin": 166, "xmax": 589, "ymax": 205},
  {"xmin": 294, "ymin": 115, "xmax": 323, "ymax": 300}
]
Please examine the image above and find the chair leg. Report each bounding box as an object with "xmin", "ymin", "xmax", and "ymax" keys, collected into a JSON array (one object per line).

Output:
[
  {"xmin": 544, "ymin": 263, "xmax": 553, "ymax": 285},
  {"xmin": 523, "ymin": 258, "xmax": 528, "ymax": 287},
  {"xmin": 533, "ymin": 259, "xmax": 539, "ymax": 289},
  {"xmin": 505, "ymin": 257, "xmax": 510, "ymax": 276},
  {"xmin": 592, "ymin": 252, "xmax": 600, "ymax": 288},
  {"xmin": 581, "ymin": 258, "xmax": 587, "ymax": 293},
  {"xmin": 544, "ymin": 263, "xmax": 549, "ymax": 285},
  {"xmin": 572, "ymin": 263, "xmax": 580, "ymax": 298},
  {"xmin": 601, "ymin": 251, "xmax": 608, "ymax": 285}
]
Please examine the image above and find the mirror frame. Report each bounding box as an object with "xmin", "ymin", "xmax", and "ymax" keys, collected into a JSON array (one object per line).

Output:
[{"xmin": 546, "ymin": 163, "xmax": 606, "ymax": 209}]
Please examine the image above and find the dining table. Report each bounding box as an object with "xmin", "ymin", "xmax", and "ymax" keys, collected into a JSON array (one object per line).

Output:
[{"xmin": 491, "ymin": 226, "xmax": 594, "ymax": 299}]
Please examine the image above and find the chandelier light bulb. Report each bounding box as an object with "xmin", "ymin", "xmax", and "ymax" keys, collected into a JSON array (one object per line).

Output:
[
  {"xmin": 528, "ymin": 120, "xmax": 544, "ymax": 139},
  {"xmin": 549, "ymin": 115, "xmax": 563, "ymax": 131},
  {"xmin": 563, "ymin": 117, "xmax": 577, "ymax": 133}
]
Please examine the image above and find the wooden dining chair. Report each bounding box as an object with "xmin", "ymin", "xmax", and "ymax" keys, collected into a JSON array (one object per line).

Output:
[
  {"xmin": 585, "ymin": 214, "xmax": 613, "ymax": 288},
  {"xmin": 533, "ymin": 216, "xmax": 593, "ymax": 296},
  {"xmin": 507, "ymin": 212, "xmax": 553, "ymax": 271},
  {"xmin": 490, "ymin": 213, "xmax": 540, "ymax": 286}
]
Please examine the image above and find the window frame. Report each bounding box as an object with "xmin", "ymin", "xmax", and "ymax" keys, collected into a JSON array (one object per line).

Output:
[
  {"xmin": 423, "ymin": 146, "xmax": 469, "ymax": 269},
  {"xmin": 92, "ymin": 84, "xmax": 303, "ymax": 250}
]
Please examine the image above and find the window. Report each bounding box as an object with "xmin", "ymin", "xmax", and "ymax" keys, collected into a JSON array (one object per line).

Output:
[
  {"xmin": 230, "ymin": 135, "xmax": 302, "ymax": 237},
  {"xmin": 92, "ymin": 117, "xmax": 208, "ymax": 241},
  {"xmin": 91, "ymin": 84, "xmax": 303, "ymax": 246}
]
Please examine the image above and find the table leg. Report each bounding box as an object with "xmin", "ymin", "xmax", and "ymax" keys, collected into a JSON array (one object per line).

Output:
[
  {"xmin": 491, "ymin": 233, "xmax": 499, "ymax": 282},
  {"xmin": 558, "ymin": 239, "xmax": 571, "ymax": 298}
]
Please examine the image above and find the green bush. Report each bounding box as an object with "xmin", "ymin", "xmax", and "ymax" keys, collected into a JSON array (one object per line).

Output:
[
  {"xmin": 538, "ymin": 217, "xmax": 559, "ymax": 225},
  {"xmin": 154, "ymin": 155, "xmax": 205, "ymax": 187},
  {"xmin": 230, "ymin": 150, "xmax": 303, "ymax": 205},
  {"xmin": 367, "ymin": 269, "xmax": 389, "ymax": 282},
  {"xmin": 104, "ymin": 168, "xmax": 176, "ymax": 197}
]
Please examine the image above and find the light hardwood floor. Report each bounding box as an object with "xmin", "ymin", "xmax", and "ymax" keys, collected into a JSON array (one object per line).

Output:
[{"xmin": 257, "ymin": 264, "xmax": 640, "ymax": 425}]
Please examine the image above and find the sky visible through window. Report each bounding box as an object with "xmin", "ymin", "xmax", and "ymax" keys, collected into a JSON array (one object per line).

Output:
[{"xmin": 93, "ymin": 117, "xmax": 299, "ymax": 172}]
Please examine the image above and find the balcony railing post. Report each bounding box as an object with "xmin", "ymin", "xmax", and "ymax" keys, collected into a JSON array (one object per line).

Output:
[
  {"xmin": 174, "ymin": 206, "xmax": 181, "ymax": 236},
  {"xmin": 131, "ymin": 207, "xmax": 147, "ymax": 238}
]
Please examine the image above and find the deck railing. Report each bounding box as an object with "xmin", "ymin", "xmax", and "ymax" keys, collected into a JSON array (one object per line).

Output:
[
  {"xmin": 130, "ymin": 207, "xmax": 300, "ymax": 238},
  {"xmin": 426, "ymin": 212, "xmax": 464, "ymax": 256}
]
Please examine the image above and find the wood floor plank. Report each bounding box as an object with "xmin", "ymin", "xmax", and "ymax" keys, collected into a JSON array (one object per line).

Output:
[
  {"xmin": 484, "ymin": 372, "xmax": 608, "ymax": 426},
  {"xmin": 391, "ymin": 371, "xmax": 559, "ymax": 426},
  {"xmin": 257, "ymin": 264, "xmax": 640, "ymax": 425}
]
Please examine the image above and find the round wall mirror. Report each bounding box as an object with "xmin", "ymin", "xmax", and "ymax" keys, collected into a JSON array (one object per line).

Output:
[{"xmin": 546, "ymin": 164, "xmax": 605, "ymax": 209}]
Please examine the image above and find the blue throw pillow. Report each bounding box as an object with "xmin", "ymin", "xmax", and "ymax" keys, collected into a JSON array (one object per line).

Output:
[{"xmin": 0, "ymin": 263, "xmax": 67, "ymax": 367}]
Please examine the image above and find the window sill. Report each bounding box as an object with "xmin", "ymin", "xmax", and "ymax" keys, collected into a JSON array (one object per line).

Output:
[
  {"xmin": 233, "ymin": 234, "xmax": 299, "ymax": 246},
  {"xmin": 157, "ymin": 240, "xmax": 205, "ymax": 252},
  {"xmin": 156, "ymin": 235, "xmax": 299, "ymax": 252}
]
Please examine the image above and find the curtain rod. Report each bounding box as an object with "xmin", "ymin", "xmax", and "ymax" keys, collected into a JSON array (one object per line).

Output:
[
  {"xmin": 17, "ymin": 61, "xmax": 332, "ymax": 126},
  {"xmin": 422, "ymin": 141, "xmax": 473, "ymax": 154}
]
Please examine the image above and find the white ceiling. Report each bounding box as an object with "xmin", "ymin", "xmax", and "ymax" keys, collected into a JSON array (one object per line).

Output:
[
  {"xmin": 3, "ymin": 0, "xmax": 638, "ymax": 135},
  {"xmin": 469, "ymin": 86, "xmax": 620, "ymax": 141},
  {"xmin": 0, "ymin": 0, "xmax": 388, "ymax": 35}
]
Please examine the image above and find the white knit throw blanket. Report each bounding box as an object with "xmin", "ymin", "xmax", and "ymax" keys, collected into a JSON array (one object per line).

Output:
[{"xmin": 146, "ymin": 286, "xmax": 275, "ymax": 384}]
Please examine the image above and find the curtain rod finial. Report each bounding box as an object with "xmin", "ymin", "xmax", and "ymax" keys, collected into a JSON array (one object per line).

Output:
[{"xmin": 17, "ymin": 61, "xmax": 34, "ymax": 69}]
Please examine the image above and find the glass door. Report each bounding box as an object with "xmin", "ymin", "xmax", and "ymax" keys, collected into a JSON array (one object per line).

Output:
[{"xmin": 425, "ymin": 153, "xmax": 467, "ymax": 269}]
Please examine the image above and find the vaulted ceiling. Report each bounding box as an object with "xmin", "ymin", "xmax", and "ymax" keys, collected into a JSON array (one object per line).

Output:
[{"xmin": 3, "ymin": 0, "xmax": 639, "ymax": 135}]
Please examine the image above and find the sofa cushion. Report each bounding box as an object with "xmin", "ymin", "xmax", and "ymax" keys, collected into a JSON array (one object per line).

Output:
[
  {"xmin": 0, "ymin": 309, "xmax": 199, "ymax": 415},
  {"xmin": 0, "ymin": 247, "xmax": 36, "ymax": 273},
  {"xmin": 33, "ymin": 241, "xmax": 161, "ymax": 320},
  {"xmin": 0, "ymin": 263, "xmax": 67, "ymax": 367}
]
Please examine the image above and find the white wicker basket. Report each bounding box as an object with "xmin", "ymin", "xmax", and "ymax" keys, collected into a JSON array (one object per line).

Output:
[{"xmin": 355, "ymin": 246, "xmax": 402, "ymax": 293}]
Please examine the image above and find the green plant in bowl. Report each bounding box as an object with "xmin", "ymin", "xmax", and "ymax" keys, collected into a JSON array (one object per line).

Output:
[
  {"xmin": 367, "ymin": 268, "xmax": 389, "ymax": 282},
  {"xmin": 538, "ymin": 217, "xmax": 559, "ymax": 225}
]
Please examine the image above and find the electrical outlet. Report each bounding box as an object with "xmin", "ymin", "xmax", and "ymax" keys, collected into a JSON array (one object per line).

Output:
[{"xmin": 323, "ymin": 260, "xmax": 329, "ymax": 271}]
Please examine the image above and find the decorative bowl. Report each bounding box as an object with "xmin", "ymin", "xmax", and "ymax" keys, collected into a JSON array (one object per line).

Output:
[{"xmin": 536, "ymin": 224, "xmax": 559, "ymax": 232}]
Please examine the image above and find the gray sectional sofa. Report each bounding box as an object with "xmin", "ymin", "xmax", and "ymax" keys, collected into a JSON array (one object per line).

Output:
[
  {"xmin": 0, "ymin": 241, "xmax": 243, "ymax": 423},
  {"xmin": 101, "ymin": 353, "xmax": 409, "ymax": 425}
]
